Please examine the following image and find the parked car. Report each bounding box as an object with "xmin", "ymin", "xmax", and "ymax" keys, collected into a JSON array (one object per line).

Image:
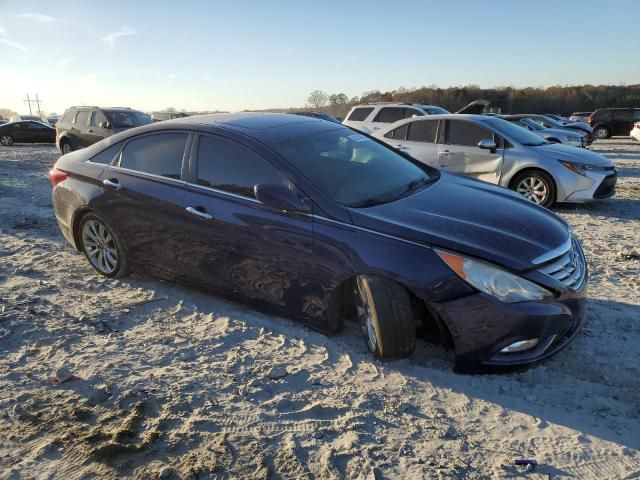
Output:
[
  {"xmin": 374, "ymin": 114, "xmax": 616, "ymax": 208},
  {"xmin": 0, "ymin": 120, "xmax": 7, "ymax": 126},
  {"xmin": 0, "ymin": 120, "xmax": 56, "ymax": 146},
  {"xmin": 343, "ymin": 103, "xmax": 450, "ymax": 133},
  {"xmin": 10, "ymin": 114, "xmax": 49, "ymax": 125},
  {"xmin": 151, "ymin": 111, "xmax": 189, "ymax": 122},
  {"xmin": 631, "ymin": 122, "xmax": 640, "ymax": 142},
  {"xmin": 50, "ymin": 113, "xmax": 588, "ymax": 372},
  {"xmin": 570, "ymin": 112, "xmax": 592, "ymax": 123},
  {"xmin": 56, "ymin": 106, "xmax": 152, "ymax": 154},
  {"xmin": 507, "ymin": 114, "xmax": 594, "ymax": 144},
  {"xmin": 502, "ymin": 116, "xmax": 587, "ymax": 148},
  {"xmin": 47, "ymin": 116, "xmax": 60, "ymax": 127},
  {"xmin": 588, "ymin": 108, "xmax": 640, "ymax": 139},
  {"xmin": 293, "ymin": 111, "xmax": 341, "ymax": 124}
]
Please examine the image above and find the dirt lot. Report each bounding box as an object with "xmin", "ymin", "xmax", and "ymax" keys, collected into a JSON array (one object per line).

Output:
[{"xmin": 0, "ymin": 139, "xmax": 638, "ymax": 479}]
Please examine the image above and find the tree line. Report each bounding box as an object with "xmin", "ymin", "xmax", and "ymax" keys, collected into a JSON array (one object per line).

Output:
[{"xmin": 305, "ymin": 84, "xmax": 640, "ymax": 118}]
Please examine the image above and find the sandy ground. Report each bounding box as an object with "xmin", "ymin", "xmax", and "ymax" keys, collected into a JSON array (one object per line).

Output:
[{"xmin": 0, "ymin": 139, "xmax": 638, "ymax": 480}]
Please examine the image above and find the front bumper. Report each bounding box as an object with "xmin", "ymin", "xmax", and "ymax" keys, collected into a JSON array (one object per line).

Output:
[
  {"xmin": 561, "ymin": 169, "xmax": 617, "ymax": 202},
  {"xmin": 432, "ymin": 290, "xmax": 586, "ymax": 372}
]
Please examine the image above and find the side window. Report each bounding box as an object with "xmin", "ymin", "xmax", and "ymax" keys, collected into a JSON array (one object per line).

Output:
[
  {"xmin": 403, "ymin": 108, "xmax": 424, "ymax": 119},
  {"xmin": 26, "ymin": 122, "xmax": 41, "ymax": 129},
  {"xmin": 74, "ymin": 111, "xmax": 90, "ymax": 127},
  {"xmin": 89, "ymin": 142, "xmax": 123, "ymax": 165},
  {"xmin": 384, "ymin": 123, "xmax": 409, "ymax": 141},
  {"xmin": 91, "ymin": 111, "xmax": 108, "ymax": 127},
  {"xmin": 373, "ymin": 107, "xmax": 405, "ymax": 123},
  {"xmin": 613, "ymin": 110, "xmax": 631, "ymax": 121},
  {"xmin": 633, "ymin": 110, "xmax": 640, "ymax": 121},
  {"xmin": 196, "ymin": 135, "xmax": 288, "ymax": 199},
  {"xmin": 446, "ymin": 121, "xmax": 493, "ymax": 147},
  {"xmin": 407, "ymin": 120, "xmax": 438, "ymax": 143},
  {"xmin": 120, "ymin": 133, "xmax": 187, "ymax": 179},
  {"xmin": 347, "ymin": 107, "xmax": 374, "ymax": 121},
  {"xmin": 59, "ymin": 111, "xmax": 74, "ymax": 125}
]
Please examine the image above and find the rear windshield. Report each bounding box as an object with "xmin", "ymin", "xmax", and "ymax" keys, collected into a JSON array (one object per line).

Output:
[
  {"xmin": 422, "ymin": 106, "xmax": 450, "ymax": 115},
  {"xmin": 104, "ymin": 110, "xmax": 152, "ymax": 128}
]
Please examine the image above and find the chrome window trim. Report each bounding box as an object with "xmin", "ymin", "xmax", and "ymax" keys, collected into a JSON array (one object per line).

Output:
[
  {"xmin": 108, "ymin": 165, "xmax": 186, "ymax": 186},
  {"xmin": 531, "ymin": 236, "xmax": 572, "ymax": 265},
  {"xmin": 309, "ymin": 214, "xmax": 431, "ymax": 249},
  {"xmin": 185, "ymin": 182, "xmax": 262, "ymax": 204}
]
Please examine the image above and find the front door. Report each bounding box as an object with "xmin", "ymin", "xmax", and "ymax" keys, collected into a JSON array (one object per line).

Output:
[
  {"xmin": 180, "ymin": 133, "xmax": 316, "ymax": 314},
  {"xmin": 437, "ymin": 119, "xmax": 504, "ymax": 184},
  {"xmin": 87, "ymin": 111, "xmax": 111, "ymax": 146}
]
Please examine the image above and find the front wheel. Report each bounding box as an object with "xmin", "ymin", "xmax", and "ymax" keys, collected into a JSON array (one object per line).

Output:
[
  {"xmin": 354, "ymin": 275, "xmax": 416, "ymax": 360},
  {"xmin": 78, "ymin": 213, "xmax": 129, "ymax": 278},
  {"xmin": 511, "ymin": 170, "xmax": 556, "ymax": 208},
  {"xmin": 0, "ymin": 135, "xmax": 14, "ymax": 146}
]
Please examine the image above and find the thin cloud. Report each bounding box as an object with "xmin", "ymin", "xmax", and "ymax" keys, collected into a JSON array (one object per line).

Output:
[
  {"xmin": 102, "ymin": 25, "xmax": 136, "ymax": 46},
  {"xmin": 0, "ymin": 23, "xmax": 5, "ymax": 35},
  {"xmin": 168, "ymin": 73, "xmax": 177, "ymax": 82},
  {"xmin": 57, "ymin": 57, "xmax": 75, "ymax": 68},
  {"xmin": 9, "ymin": 13, "xmax": 55, "ymax": 22},
  {"xmin": 0, "ymin": 38, "xmax": 29, "ymax": 51}
]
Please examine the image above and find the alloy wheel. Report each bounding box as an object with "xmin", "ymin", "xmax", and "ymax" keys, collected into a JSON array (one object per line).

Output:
[
  {"xmin": 355, "ymin": 279, "xmax": 377, "ymax": 352},
  {"xmin": 0, "ymin": 135, "xmax": 13, "ymax": 146},
  {"xmin": 81, "ymin": 220, "xmax": 118, "ymax": 274},
  {"xmin": 594, "ymin": 127, "xmax": 609, "ymax": 139},
  {"xmin": 61, "ymin": 143, "xmax": 72, "ymax": 154},
  {"xmin": 516, "ymin": 176, "xmax": 548, "ymax": 205}
]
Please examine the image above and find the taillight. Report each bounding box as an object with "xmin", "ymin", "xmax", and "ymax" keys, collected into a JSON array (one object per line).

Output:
[
  {"xmin": 49, "ymin": 168, "xmax": 68, "ymax": 187},
  {"xmin": 635, "ymin": 122, "xmax": 640, "ymax": 129},
  {"xmin": 587, "ymin": 115, "xmax": 593, "ymax": 125}
]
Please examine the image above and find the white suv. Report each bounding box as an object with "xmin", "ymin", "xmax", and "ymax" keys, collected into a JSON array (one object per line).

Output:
[{"xmin": 343, "ymin": 103, "xmax": 450, "ymax": 133}]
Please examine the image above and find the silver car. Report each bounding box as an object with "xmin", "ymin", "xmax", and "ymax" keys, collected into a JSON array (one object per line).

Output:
[
  {"xmin": 373, "ymin": 114, "xmax": 616, "ymax": 207},
  {"xmin": 502, "ymin": 116, "xmax": 587, "ymax": 148}
]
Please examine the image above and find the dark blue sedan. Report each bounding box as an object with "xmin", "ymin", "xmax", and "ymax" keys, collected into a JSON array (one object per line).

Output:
[{"xmin": 49, "ymin": 113, "xmax": 587, "ymax": 372}]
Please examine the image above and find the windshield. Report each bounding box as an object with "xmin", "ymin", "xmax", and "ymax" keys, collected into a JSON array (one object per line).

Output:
[
  {"xmin": 272, "ymin": 129, "xmax": 433, "ymax": 207},
  {"xmin": 485, "ymin": 118, "xmax": 549, "ymax": 147},
  {"xmin": 105, "ymin": 110, "xmax": 152, "ymax": 128},
  {"xmin": 535, "ymin": 115, "xmax": 565, "ymax": 128},
  {"xmin": 423, "ymin": 106, "xmax": 450, "ymax": 114},
  {"xmin": 520, "ymin": 118, "xmax": 544, "ymax": 130}
]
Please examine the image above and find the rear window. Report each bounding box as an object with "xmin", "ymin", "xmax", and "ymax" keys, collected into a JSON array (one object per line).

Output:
[
  {"xmin": 384, "ymin": 123, "xmax": 409, "ymax": 140},
  {"xmin": 120, "ymin": 133, "xmax": 187, "ymax": 179},
  {"xmin": 89, "ymin": 142, "xmax": 123, "ymax": 165},
  {"xmin": 347, "ymin": 107, "xmax": 374, "ymax": 122},
  {"xmin": 74, "ymin": 111, "xmax": 91, "ymax": 127},
  {"xmin": 105, "ymin": 110, "xmax": 152, "ymax": 128},
  {"xmin": 407, "ymin": 120, "xmax": 438, "ymax": 143}
]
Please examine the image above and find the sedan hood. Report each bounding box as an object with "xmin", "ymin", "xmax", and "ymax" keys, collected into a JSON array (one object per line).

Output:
[
  {"xmin": 348, "ymin": 173, "xmax": 569, "ymax": 271},
  {"xmin": 533, "ymin": 143, "xmax": 613, "ymax": 166}
]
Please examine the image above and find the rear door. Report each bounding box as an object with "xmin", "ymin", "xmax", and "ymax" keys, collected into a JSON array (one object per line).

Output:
[
  {"xmin": 95, "ymin": 131, "xmax": 192, "ymax": 275},
  {"xmin": 71, "ymin": 110, "xmax": 92, "ymax": 148},
  {"xmin": 611, "ymin": 110, "xmax": 632, "ymax": 135},
  {"xmin": 385, "ymin": 119, "xmax": 440, "ymax": 167},
  {"xmin": 180, "ymin": 133, "xmax": 316, "ymax": 311},
  {"xmin": 437, "ymin": 119, "xmax": 504, "ymax": 184}
]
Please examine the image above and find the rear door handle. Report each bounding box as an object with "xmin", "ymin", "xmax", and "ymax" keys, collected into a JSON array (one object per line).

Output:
[
  {"xmin": 394, "ymin": 144, "xmax": 408, "ymax": 150},
  {"xmin": 186, "ymin": 206, "xmax": 212, "ymax": 220},
  {"xmin": 87, "ymin": 129, "xmax": 94, "ymax": 133},
  {"xmin": 102, "ymin": 178, "xmax": 122, "ymax": 190},
  {"xmin": 442, "ymin": 150, "xmax": 453, "ymax": 156}
]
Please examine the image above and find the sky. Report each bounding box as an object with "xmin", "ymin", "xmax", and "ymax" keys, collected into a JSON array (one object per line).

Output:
[{"xmin": 0, "ymin": 0, "xmax": 638, "ymax": 116}]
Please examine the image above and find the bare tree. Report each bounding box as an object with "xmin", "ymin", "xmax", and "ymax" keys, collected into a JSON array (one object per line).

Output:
[{"xmin": 307, "ymin": 90, "xmax": 328, "ymax": 109}]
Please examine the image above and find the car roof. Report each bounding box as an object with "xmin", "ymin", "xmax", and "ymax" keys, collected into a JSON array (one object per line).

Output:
[{"xmin": 167, "ymin": 112, "xmax": 343, "ymax": 143}]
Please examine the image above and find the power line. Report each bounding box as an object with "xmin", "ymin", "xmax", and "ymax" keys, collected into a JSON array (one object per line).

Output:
[{"xmin": 23, "ymin": 94, "xmax": 44, "ymax": 117}]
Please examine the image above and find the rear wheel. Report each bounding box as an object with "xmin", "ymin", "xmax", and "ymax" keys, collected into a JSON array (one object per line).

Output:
[
  {"xmin": 60, "ymin": 140, "xmax": 72, "ymax": 155},
  {"xmin": 594, "ymin": 126, "xmax": 610, "ymax": 139},
  {"xmin": 79, "ymin": 213, "xmax": 129, "ymax": 278},
  {"xmin": 0, "ymin": 135, "xmax": 14, "ymax": 146},
  {"xmin": 354, "ymin": 275, "xmax": 416, "ymax": 360},
  {"xmin": 511, "ymin": 170, "xmax": 556, "ymax": 208}
]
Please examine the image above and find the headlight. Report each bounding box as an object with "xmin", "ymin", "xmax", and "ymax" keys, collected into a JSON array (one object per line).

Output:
[
  {"xmin": 558, "ymin": 160, "xmax": 611, "ymax": 176},
  {"xmin": 436, "ymin": 250, "xmax": 553, "ymax": 303}
]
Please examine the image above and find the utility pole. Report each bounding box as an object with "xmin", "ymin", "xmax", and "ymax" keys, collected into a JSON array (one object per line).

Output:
[{"xmin": 23, "ymin": 94, "xmax": 44, "ymax": 117}]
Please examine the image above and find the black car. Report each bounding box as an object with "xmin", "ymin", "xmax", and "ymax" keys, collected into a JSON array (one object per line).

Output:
[
  {"xmin": 0, "ymin": 120, "xmax": 56, "ymax": 146},
  {"xmin": 56, "ymin": 106, "xmax": 152, "ymax": 154},
  {"xmin": 49, "ymin": 113, "xmax": 587, "ymax": 372},
  {"xmin": 588, "ymin": 108, "xmax": 640, "ymax": 139}
]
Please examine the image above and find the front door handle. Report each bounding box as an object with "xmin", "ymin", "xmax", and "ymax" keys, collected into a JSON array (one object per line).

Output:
[
  {"xmin": 186, "ymin": 206, "xmax": 212, "ymax": 220},
  {"xmin": 103, "ymin": 178, "xmax": 121, "ymax": 190},
  {"xmin": 394, "ymin": 144, "xmax": 408, "ymax": 150},
  {"xmin": 87, "ymin": 129, "xmax": 94, "ymax": 133},
  {"xmin": 441, "ymin": 150, "xmax": 454, "ymax": 156}
]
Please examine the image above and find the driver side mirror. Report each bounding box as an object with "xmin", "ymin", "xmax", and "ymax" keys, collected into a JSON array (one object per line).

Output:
[
  {"xmin": 99, "ymin": 121, "xmax": 112, "ymax": 129},
  {"xmin": 477, "ymin": 138, "xmax": 497, "ymax": 154},
  {"xmin": 254, "ymin": 184, "xmax": 309, "ymax": 213}
]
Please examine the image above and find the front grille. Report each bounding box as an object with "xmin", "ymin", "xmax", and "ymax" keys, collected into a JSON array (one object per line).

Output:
[
  {"xmin": 594, "ymin": 173, "xmax": 617, "ymax": 199},
  {"xmin": 537, "ymin": 238, "xmax": 586, "ymax": 290}
]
